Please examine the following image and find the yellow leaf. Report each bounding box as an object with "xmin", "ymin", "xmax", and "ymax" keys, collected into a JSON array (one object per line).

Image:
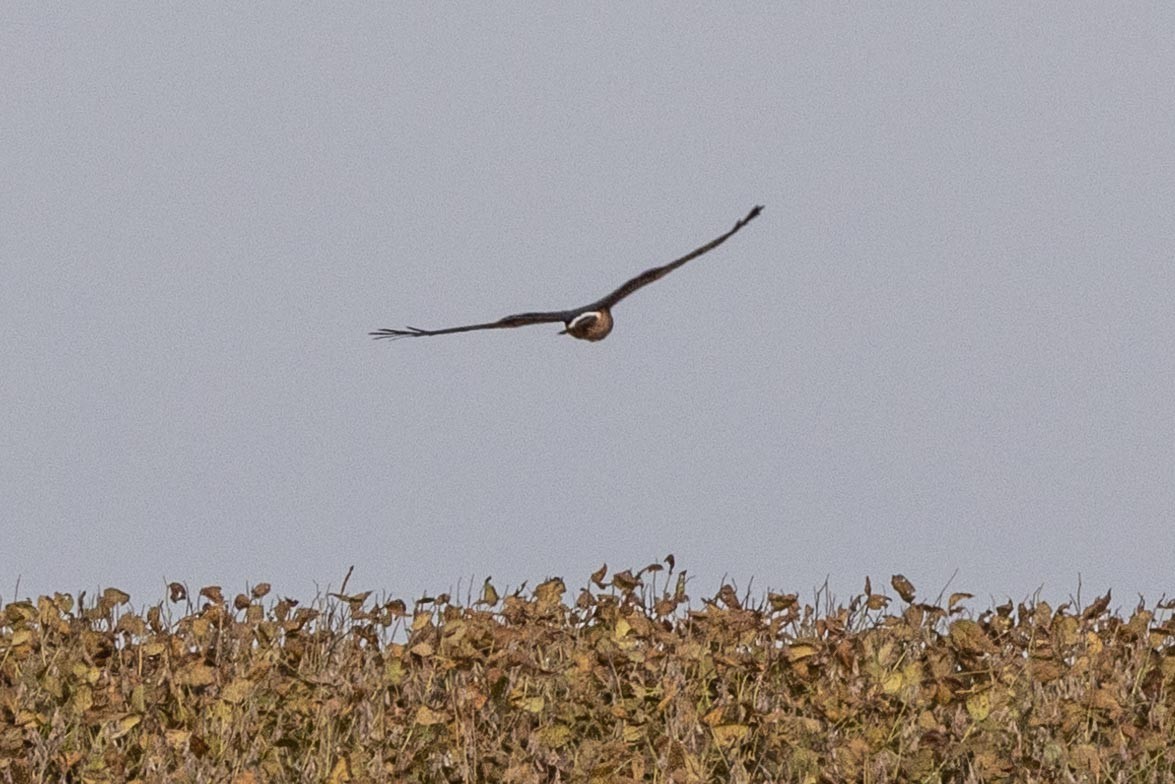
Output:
[
  {"xmin": 70, "ymin": 685, "xmax": 93, "ymax": 714},
  {"xmin": 221, "ymin": 678, "xmax": 253, "ymax": 704},
  {"xmin": 15, "ymin": 710, "xmax": 44, "ymax": 727},
  {"xmin": 414, "ymin": 705, "xmax": 448, "ymax": 726},
  {"xmin": 327, "ymin": 756, "xmax": 351, "ymax": 784},
  {"xmin": 1054, "ymin": 615, "xmax": 1079, "ymax": 646},
  {"xmin": 656, "ymin": 680, "xmax": 679, "ymax": 712},
  {"xmin": 965, "ymin": 690, "xmax": 991, "ymax": 721},
  {"xmin": 111, "ymin": 714, "xmax": 141, "ymax": 738},
  {"xmin": 518, "ymin": 695, "xmax": 545, "ymax": 714},
  {"xmin": 176, "ymin": 663, "xmax": 217, "ymax": 688},
  {"xmin": 614, "ymin": 617, "xmax": 632, "ymax": 639},
  {"xmin": 131, "ymin": 685, "xmax": 146, "ymax": 713},
  {"xmin": 622, "ymin": 723, "xmax": 645, "ymax": 744},
  {"xmin": 478, "ymin": 578, "xmax": 499, "ymax": 606},
  {"xmin": 536, "ymin": 723, "xmax": 573, "ymax": 748},
  {"xmin": 165, "ymin": 729, "xmax": 191, "ymax": 749},
  {"xmin": 535, "ymin": 578, "xmax": 565, "ymax": 609},
  {"xmin": 712, "ymin": 724, "xmax": 749, "ymax": 747},
  {"xmin": 141, "ymin": 642, "xmax": 167, "ymax": 657},
  {"xmin": 787, "ymin": 642, "xmax": 819, "ymax": 661},
  {"xmin": 881, "ymin": 670, "xmax": 904, "ymax": 695},
  {"xmin": 209, "ymin": 699, "xmax": 233, "ymax": 723},
  {"xmin": 1086, "ymin": 631, "xmax": 1103, "ymax": 655}
]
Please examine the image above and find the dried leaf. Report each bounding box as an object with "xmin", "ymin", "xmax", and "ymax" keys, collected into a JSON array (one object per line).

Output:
[
  {"xmin": 536, "ymin": 723, "xmax": 573, "ymax": 748},
  {"xmin": 535, "ymin": 577, "xmax": 565, "ymax": 609},
  {"xmin": 965, "ymin": 690, "xmax": 991, "ymax": 720},
  {"xmin": 413, "ymin": 705, "xmax": 448, "ymax": 726},
  {"xmin": 711, "ymin": 723, "xmax": 750, "ymax": 747},
  {"xmin": 478, "ymin": 577, "xmax": 499, "ymax": 606},
  {"xmin": 176, "ymin": 663, "xmax": 217, "ymax": 688},
  {"xmin": 948, "ymin": 592, "xmax": 973, "ymax": 611},
  {"xmin": 891, "ymin": 575, "xmax": 916, "ymax": 603},
  {"xmin": 221, "ymin": 678, "xmax": 253, "ymax": 704}
]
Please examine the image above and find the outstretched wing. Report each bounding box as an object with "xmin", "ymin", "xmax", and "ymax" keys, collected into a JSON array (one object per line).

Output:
[
  {"xmin": 593, "ymin": 205, "xmax": 763, "ymax": 309},
  {"xmin": 370, "ymin": 309, "xmax": 572, "ymax": 340}
]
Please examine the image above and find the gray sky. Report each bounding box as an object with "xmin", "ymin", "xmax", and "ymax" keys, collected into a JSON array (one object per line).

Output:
[{"xmin": 3, "ymin": 6, "xmax": 1173, "ymax": 608}]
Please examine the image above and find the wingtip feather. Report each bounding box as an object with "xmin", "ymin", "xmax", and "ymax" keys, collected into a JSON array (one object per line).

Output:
[{"xmin": 370, "ymin": 328, "xmax": 417, "ymax": 340}]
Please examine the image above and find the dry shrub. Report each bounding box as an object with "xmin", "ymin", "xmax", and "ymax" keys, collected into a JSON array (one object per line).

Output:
[{"xmin": 2, "ymin": 563, "xmax": 1174, "ymax": 782}]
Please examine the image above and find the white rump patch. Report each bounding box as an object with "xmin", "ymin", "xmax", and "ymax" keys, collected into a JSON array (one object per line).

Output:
[{"xmin": 568, "ymin": 312, "xmax": 599, "ymax": 329}]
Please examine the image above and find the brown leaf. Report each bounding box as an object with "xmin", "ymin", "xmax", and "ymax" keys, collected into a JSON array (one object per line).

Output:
[
  {"xmin": 948, "ymin": 592, "xmax": 973, "ymax": 611},
  {"xmin": 787, "ymin": 642, "xmax": 820, "ymax": 661},
  {"xmin": 1089, "ymin": 687, "xmax": 1122, "ymax": 718},
  {"xmin": 1028, "ymin": 658, "xmax": 1064, "ymax": 683},
  {"xmin": 175, "ymin": 663, "xmax": 217, "ymax": 688},
  {"xmin": 673, "ymin": 572, "xmax": 688, "ymax": 603},
  {"xmin": 612, "ymin": 570, "xmax": 641, "ymax": 591},
  {"xmin": 716, "ymin": 584, "xmax": 742, "ymax": 610},
  {"xmin": 99, "ymin": 587, "xmax": 130, "ymax": 610},
  {"xmin": 199, "ymin": 585, "xmax": 224, "ymax": 605},
  {"xmin": 891, "ymin": 575, "xmax": 916, "ymax": 603},
  {"xmin": 1082, "ymin": 590, "xmax": 1112, "ymax": 620},
  {"xmin": 189, "ymin": 733, "xmax": 209, "ymax": 757},
  {"xmin": 766, "ymin": 592, "xmax": 796, "ymax": 612},
  {"xmin": 534, "ymin": 577, "xmax": 565, "ymax": 610},
  {"xmin": 948, "ymin": 619, "xmax": 996, "ymax": 655}
]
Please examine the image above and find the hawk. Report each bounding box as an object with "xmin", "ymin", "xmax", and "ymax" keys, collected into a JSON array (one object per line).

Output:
[{"xmin": 371, "ymin": 205, "xmax": 762, "ymax": 342}]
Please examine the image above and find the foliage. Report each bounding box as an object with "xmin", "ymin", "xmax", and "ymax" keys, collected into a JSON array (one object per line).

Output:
[{"xmin": 2, "ymin": 561, "xmax": 1174, "ymax": 783}]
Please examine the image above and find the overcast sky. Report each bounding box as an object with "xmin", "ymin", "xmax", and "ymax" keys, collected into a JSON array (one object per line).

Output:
[{"xmin": 3, "ymin": 6, "xmax": 1173, "ymax": 609}]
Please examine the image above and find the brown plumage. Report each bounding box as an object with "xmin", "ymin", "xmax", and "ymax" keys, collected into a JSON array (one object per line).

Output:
[{"xmin": 370, "ymin": 205, "xmax": 762, "ymax": 343}]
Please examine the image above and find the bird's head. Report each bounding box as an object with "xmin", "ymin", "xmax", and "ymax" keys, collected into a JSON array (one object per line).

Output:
[{"xmin": 561, "ymin": 309, "xmax": 614, "ymax": 342}]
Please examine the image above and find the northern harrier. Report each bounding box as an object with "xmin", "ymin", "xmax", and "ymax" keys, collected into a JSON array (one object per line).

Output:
[{"xmin": 370, "ymin": 205, "xmax": 762, "ymax": 343}]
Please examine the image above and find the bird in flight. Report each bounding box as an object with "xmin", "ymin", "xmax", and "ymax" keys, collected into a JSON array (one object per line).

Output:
[{"xmin": 370, "ymin": 205, "xmax": 763, "ymax": 343}]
